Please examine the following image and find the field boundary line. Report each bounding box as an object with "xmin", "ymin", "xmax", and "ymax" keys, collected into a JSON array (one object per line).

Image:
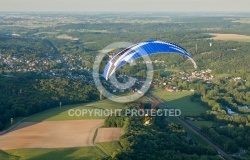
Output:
[
  {"xmin": 95, "ymin": 144, "xmax": 109, "ymax": 157},
  {"xmin": 93, "ymin": 128, "xmax": 110, "ymax": 157},
  {"xmin": 93, "ymin": 128, "xmax": 99, "ymax": 144},
  {"xmin": 0, "ymin": 117, "xmax": 28, "ymax": 136}
]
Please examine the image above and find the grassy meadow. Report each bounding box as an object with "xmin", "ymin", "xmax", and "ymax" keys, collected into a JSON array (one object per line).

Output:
[
  {"xmin": 153, "ymin": 90, "xmax": 208, "ymax": 116},
  {"xmin": 24, "ymin": 99, "xmax": 124, "ymax": 122},
  {"xmin": 4, "ymin": 147, "xmax": 106, "ymax": 160},
  {"xmin": 96, "ymin": 142, "xmax": 122, "ymax": 156}
]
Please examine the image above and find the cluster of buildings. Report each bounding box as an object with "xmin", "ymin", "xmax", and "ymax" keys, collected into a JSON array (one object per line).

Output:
[
  {"xmin": 179, "ymin": 69, "xmax": 214, "ymax": 83},
  {"xmin": 0, "ymin": 52, "xmax": 95, "ymax": 85},
  {"xmin": 0, "ymin": 51, "xmax": 88, "ymax": 72},
  {"xmin": 161, "ymin": 69, "xmax": 214, "ymax": 92},
  {"xmin": 0, "ymin": 53, "xmax": 54, "ymax": 72},
  {"xmin": 225, "ymin": 76, "xmax": 247, "ymax": 83}
]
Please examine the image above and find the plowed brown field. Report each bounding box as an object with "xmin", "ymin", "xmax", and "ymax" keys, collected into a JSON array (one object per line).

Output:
[
  {"xmin": 0, "ymin": 120, "xmax": 104, "ymax": 150},
  {"xmin": 95, "ymin": 128, "xmax": 123, "ymax": 143}
]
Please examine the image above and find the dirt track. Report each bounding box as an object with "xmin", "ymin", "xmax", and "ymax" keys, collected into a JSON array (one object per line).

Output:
[
  {"xmin": 95, "ymin": 128, "xmax": 123, "ymax": 143},
  {"xmin": 0, "ymin": 120, "xmax": 104, "ymax": 150}
]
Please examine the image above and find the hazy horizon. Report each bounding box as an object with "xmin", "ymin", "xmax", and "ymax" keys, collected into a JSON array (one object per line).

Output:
[{"xmin": 0, "ymin": 0, "xmax": 250, "ymax": 12}]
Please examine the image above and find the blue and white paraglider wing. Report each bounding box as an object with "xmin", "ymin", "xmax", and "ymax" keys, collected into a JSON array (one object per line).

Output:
[{"xmin": 103, "ymin": 40, "xmax": 197, "ymax": 80}]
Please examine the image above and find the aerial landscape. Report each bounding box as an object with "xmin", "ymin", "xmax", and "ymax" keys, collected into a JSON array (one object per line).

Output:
[{"xmin": 0, "ymin": 0, "xmax": 250, "ymax": 160}]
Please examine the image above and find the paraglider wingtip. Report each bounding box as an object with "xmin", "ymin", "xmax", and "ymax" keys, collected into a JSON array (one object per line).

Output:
[{"xmin": 102, "ymin": 74, "xmax": 108, "ymax": 80}]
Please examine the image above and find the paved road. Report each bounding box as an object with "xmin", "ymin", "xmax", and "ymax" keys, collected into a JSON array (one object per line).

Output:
[
  {"xmin": 173, "ymin": 115, "xmax": 234, "ymax": 160},
  {"xmin": 149, "ymin": 93, "xmax": 234, "ymax": 160}
]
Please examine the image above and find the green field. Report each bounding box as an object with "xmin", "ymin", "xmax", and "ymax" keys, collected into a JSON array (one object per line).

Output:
[
  {"xmin": 0, "ymin": 150, "xmax": 18, "ymax": 160},
  {"xmin": 5, "ymin": 147, "xmax": 106, "ymax": 160},
  {"xmin": 34, "ymin": 32, "xmax": 58, "ymax": 35},
  {"xmin": 191, "ymin": 121, "xmax": 214, "ymax": 128},
  {"xmin": 153, "ymin": 90, "xmax": 208, "ymax": 116},
  {"xmin": 153, "ymin": 90, "xmax": 214, "ymax": 145},
  {"xmin": 24, "ymin": 100, "xmax": 124, "ymax": 122},
  {"xmin": 96, "ymin": 142, "xmax": 122, "ymax": 156}
]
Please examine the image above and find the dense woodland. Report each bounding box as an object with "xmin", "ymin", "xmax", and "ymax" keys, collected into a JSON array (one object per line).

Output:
[
  {"xmin": 190, "ymin": 79, "xmax": 250, "ymax": 154},
  {"xmin": 0, "ymin": 73, "xmax": 99, "ymax": 130},
  {"xmin": 104, "ymin": 103, "xmax": 219, "ymax": 160}
]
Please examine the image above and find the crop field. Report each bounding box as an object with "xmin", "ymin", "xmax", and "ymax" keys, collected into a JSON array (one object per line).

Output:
[
  {"xmin": 24, "ymin": 100, "xmax": 124, "ymax": 122},
  {"xmin": 153, "ymin": 90, "xmax": 208, "ymax": 116},
  {"xmin": 0, "ymin": 120, "xmax": 104, "ymax": 150},
  {"xmin": 0, "ymin": 100, "xmax": 125, "ymax": 159},
  {"xmin": 209, "ymin": 33, "xmax": 250, "ymax": 42},
  {"xmin": 57, "ymin": 34, "xmax": 79, "ymax": 41},
  {"xmin": 95, "ymin": 128, "xmax": 123, "ymax": 143},
  {"xmin": 231, "ymin": 18, "xmax": 250, "ymax": 24}
]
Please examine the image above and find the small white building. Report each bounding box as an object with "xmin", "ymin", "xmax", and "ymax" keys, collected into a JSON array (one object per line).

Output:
[{"xmin": 226, "ymin": 107, "xmax": 238, "ymax": 116}]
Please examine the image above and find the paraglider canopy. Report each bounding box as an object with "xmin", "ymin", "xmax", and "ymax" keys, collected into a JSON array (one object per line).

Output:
[{"xmin": 103, "ymin": 40, "xmax": 197, "ymax": 80}]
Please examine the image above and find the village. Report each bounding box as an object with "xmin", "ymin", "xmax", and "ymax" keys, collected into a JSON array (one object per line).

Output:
[{"xmin": 1, "ymin": 53, "xmax": 246, "ymax": 95}]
